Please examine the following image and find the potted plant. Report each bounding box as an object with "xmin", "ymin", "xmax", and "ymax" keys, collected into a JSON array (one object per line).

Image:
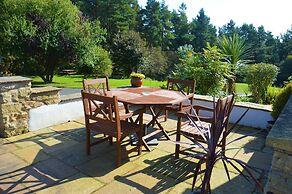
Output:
[{"xmin": 130, "ymin": 72, "xmax": 145, "ymax": 87}]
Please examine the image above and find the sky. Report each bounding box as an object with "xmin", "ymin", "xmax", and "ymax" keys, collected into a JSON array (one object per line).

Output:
[{"xmin": 138, "ymin": 0, "xmax": 292, "ymax": 37}]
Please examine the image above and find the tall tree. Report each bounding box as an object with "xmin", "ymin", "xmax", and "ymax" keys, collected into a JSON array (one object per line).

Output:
[
  {"xmin": 160, "ymin": 1, "xmax": 174, "ymax": 50},
  {"xmin": 139, "ymin": 0, "xmax": 163, "ymax": 47},
  {"xmin": 73, "ymin": 0, "xmax": 139, "ymax": 38},
  {"xmin": 219, "ymin": 20, "xmax": 239, "ymax": 37},
  {"xmin": 190, "ymin": 9, "xmax": 217, "ymax": 52},
  {"xmin": 279, "ymin": 26, "xmax": 292, "ymax": 61},
  {"xmin": 171, "ymin": 3, "xmax": 194, "ymax": 50}
]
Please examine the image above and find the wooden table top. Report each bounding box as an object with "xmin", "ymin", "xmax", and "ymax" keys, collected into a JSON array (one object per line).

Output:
[{"xmin": 106, "ymin": 87, "xmax": 190, "ymax": 106}]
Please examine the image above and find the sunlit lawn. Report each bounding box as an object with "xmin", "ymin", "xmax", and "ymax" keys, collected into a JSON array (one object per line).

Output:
[
  {"xmin": 31, "ymin": 75, "xmax": 280, "ymax": 94},
  {"xmin": 31, "ymin": 75, "xmax": 166, "ymax": 88}
]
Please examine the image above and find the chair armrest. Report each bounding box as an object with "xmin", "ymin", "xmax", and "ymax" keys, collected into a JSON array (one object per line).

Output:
[
  {"xmin": 176, "ymin": 111, "xmax": 213, "ymax": 123},
  {"xmin": 120, "ymin": 107, "xmax": 145, "ymax": 120},
  {"xmin": 193, "ymin": 105, "xmax": 214, "ymax": 113}
]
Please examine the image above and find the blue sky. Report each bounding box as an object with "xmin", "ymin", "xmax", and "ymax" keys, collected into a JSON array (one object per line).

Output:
[{"xmin": 138, "ymin": 0, "xmax": 292, "ymax": 37}]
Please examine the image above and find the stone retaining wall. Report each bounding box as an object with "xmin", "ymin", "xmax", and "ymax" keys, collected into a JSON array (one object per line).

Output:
[
  {"xmin": 265, "ymin": 96, "xmax": 292, "ymax": 194},
  {"xmin": 0, "ymin": 76, "xmax": 60, "ymax": 137}
]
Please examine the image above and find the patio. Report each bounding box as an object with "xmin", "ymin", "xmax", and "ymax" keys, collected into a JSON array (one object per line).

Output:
[{"xmin": 0, "ymin": 114, "xmax": 272, "ymax": 194}]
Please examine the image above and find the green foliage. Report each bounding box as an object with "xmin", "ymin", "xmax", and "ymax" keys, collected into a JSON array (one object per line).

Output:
[
  {"xmin": 174, "ymin": 43, "xmax": 230, "ymax": 95},
  {"xmin": 111, "ymin": 31, "xmax": 146, "ymax": 77},
  {"xmin": 277, "ymin": 55, "xmax": 292, "ymax": 85},
  {"xmin": 138, "ymin": 0, "xmax": 163, "ymax": 47},
  {"xmin": 272, "ymin": 83, "xmax": 292, "ymax": 119},
  {"xmin": 0, "ymin": 0, "xmax": 110, "ymax": 82},
  {"xmin": 73, "ymin": 0, "xmax": 139, "ymax": 38},
  {"xmin": 140, "ymin": 47, "xmax": 169, "ymax": 80},
  {"xmin": 171, "ymin": 3, "xmax": 194, "ymax": 50},
  {"xmin": 190, "ymin": 9, "xmax": 217, "ymax": 52},
  {"xmin": 245, "ymin": 63, "xmax": 278, "ymax": 103},
  {"xmin": 130, "ymin": 72, "xmax": 145, "ymax": 79}
]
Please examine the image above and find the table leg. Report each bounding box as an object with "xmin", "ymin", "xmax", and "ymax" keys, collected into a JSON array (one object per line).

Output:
[{"xmin": 142, "ymin": 106, "xmax": 171, "ymax": 151}]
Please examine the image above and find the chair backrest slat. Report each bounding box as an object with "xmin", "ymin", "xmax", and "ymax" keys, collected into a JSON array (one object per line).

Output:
[
  {"xmin": 81, "ymin": 91, "xmax": 121, "ymax": 135},
  {"xmin": 167, "ymin": 78, "xmax": 196, "ymax": 95},
  {"xmin": 83, "ymin": 77, "xmax": 110, "ymax": 96}
]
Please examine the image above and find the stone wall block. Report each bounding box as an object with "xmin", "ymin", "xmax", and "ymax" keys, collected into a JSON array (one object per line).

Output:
[
  {"xmin": 1, "ymin": 103, "xmax": 22, "ymax": 114},
  {"xmin": 272, "ymin": 151, "xmax": 292, "ymax": 175},
  {"xmin": 0, "ymin": 76, "xmax": 61, "ymax": 137}
]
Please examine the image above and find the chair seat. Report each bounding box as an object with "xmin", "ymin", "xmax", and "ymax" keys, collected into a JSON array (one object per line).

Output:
[
  {"xmin": 180, "ymin": 121, "xmax": 211, "ymax": 138},
  {"xmin": 88, "ymin": 120, "xmax": 141, "ymax": 139},
  {"xmin": 165, "ymin": 103, "xmax": 192, "ymax": 111}
]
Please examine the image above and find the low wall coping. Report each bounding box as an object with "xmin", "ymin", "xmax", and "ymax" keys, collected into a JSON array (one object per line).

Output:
[
  {"xmin": 193, "ymin": 94, "xmax": 272, "ymax": 112},
  {"xmin": 0, "ymin": 76, "xmax": 32, "ymax": 84},
  {"xmin": 266, "ymin": 96, "xmax": 292, "ymax": 153},
  {"xmin": 31, "ymin": 86, "xmax": 61, "ymax": 94}
]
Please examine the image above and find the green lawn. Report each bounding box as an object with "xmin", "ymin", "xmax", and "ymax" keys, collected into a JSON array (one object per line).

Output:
[
  {"xmin": 31, "ymin": 75, "xmax": 280, "ymax": 94},
  {"xmin": 31, "ymin": 75, "xmax": 166, "ymax": 88},
  {"xmin": 235, "ymin": 83, "xmax": 250, "ymax": 94}
]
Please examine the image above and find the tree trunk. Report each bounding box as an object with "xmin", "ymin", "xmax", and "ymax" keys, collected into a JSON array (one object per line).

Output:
[{"xmin": 227, "ymin": 77, "xmax": 236, "ymax": 94}]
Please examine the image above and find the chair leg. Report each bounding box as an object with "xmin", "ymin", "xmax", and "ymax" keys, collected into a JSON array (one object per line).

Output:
[
  {"xmin": 164, "ymin": 109, "xmax": 168, "ymax": 122},
  {"xmin": 138, "ymin": 130, "xmax": 143, "ymax": 155},
  {"xmin": 175, "ymin": 133, "xmax": 180, "ymax": 159},
  {"xmin": 109, "ymin": 137, "xmax": 113, "ymax": 145},
  {"xmin": 116, "ymin": 138, "xmax": 121, "ymax": 167}
]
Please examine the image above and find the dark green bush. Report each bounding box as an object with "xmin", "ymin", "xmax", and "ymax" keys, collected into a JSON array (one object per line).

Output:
[
  {"xmin": 245, "ymin": 63, "xmax": 278, "ymax": 103},
  {"xmin": 272, "ymin": 83, "xmax": 292, "ymax": 119}
]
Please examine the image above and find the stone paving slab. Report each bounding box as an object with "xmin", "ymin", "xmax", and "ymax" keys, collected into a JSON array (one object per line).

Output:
[
  {"xmin": 0, "ymin": 116, "xmax": 270, "ymax": 194},
  {"xmin": 35, "ymin": 173, "xmax": 104, "ymax": 194}
]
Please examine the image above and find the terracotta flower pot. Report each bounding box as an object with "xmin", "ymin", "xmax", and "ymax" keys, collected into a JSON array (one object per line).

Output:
[{"xmin": 131, "ymin": 77, "xmax": 143, "ymax": 87}]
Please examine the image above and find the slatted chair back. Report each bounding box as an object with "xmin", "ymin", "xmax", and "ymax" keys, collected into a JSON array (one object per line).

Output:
[
  {"xmin": 210, "ymin": 94, "xmax": 235, "ymax": 150},
  {"xmin": 82, "ymin": 91, "xmax": 121, "ymax": 136},
  {"xmin": 167, "ymin": 78, "xmax": 196, "ymax": 96},
  {"xmin": 83, "ymin": 77, "xmax": 110, "ymax": 96}
]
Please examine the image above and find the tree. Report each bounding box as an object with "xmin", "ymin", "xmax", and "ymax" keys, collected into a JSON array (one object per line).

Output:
[
  {"xmin": 190, "ymin": 9, "xmax": 217, "ymax": 52},
  {"xmin": 0, "ymin": 0, "xmax": 111, "ymax": 82},
  {"xmin": 279, "ymin": 26, "xmax": 292, "ymax": 61},
  {"xmin": 139, "ymin": 0, "xmax": 163, "ymax": 47},
  {"xmin": 171, "ymin": 3, "xmax": 194, "ymax": 50},
  {"xmin": 111, "ymin": 31, "xmax": 146, "ymax": 77},
  {"xmin": 219, "ymin": 20, "xmax": 239, "ymax": 37},
  {"xmin": 73, "ymin": 0, "xmax": 139, "ymax": 39},
  {"xmin": 218, "ymin": 33, "xmax": 251, "ymax": 93},
  {"xmin": 160, "ymin": 1, "xmax": 174, "ymax": 50}
]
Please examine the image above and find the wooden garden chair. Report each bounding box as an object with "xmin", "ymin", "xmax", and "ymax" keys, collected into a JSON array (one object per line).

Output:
[
  {"xmin": 161, "ymin": 78, "xmax": 196, "ymax": 121},
  {"xmin": 81, "ymin": 91, "xmax": 145, "ymax": 167},
  {"xmin": 175, "ymin": 94, "xmax": 235, "ymax": 159}
]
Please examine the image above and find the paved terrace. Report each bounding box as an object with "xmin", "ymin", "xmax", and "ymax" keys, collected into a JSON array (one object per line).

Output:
[{"xmin": 0, "ymin": 115, "xmax": 272, "ymax": 194}]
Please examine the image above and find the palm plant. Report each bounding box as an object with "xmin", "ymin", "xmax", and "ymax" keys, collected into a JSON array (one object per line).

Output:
[
  {"xmin": 219, "ymin": 33, "xmax": 251, "ymax": 94},
  {"xmin": 174, "ymin": 97, "xmax": 263, "ymax": 194}
]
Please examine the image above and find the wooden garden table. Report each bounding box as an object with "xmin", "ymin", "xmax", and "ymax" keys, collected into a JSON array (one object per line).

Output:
[{"xmin": 106, "ymin": 87, "xmax": 191, "ymax": 151}]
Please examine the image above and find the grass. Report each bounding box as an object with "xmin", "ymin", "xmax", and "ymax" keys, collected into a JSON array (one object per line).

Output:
[
  {"xmin": 235, "ymin": 83, "xmax": 250, "ymax": 94},
  {"xmin": 31, "ymin": 75, "xmax": 280, "ymax": 95},
  {"xmin": 31, "ymin": 75, "xmax": 166, "ymax": 88}
]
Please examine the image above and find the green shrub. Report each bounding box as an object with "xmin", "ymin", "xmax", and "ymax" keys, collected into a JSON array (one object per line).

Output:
[
  {"xmin": 245, "ymin": 63, "xmax": 278, "ymax": 103},
  {"xmin": 264, "ymin": 87, "xmax": 281, "ymax": 104},
  {"xmin": 174, "ymin": 43, "xmax": 230, "ymax": 95},
  {"xmin": 272, "ymin": 83, "xmax": 292, "ymax": 119}
]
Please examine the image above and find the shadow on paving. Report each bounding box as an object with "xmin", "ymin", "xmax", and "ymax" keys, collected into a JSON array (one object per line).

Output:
[{"xmin": 0, "ymin": 119, "xmax": 272, "ymax": 194}]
